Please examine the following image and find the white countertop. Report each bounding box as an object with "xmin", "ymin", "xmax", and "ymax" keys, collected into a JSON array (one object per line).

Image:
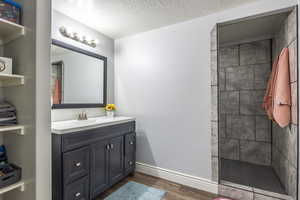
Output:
[{"xmin": 52, "ymin": 116, "xmax": 135, "ymax": 134}]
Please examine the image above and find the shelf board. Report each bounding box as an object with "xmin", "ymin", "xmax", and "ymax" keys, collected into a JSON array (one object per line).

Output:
[
  {"xmin": 0, "ymin": 125, "xmax": 24, "ymax": 135},
  {"xmin": 0, "ymin": 18, "xmax": 25, "ymax": 45},
  {"xmin": 0, "ymin": 74, "xmax": 25, "ymax": 87},
  {"xmin": 0, "ymin": 181, "xmax": 25, "ymax": 194}
]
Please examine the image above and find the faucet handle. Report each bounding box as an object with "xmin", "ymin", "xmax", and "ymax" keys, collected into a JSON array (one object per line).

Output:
[{"xmin": 78, "ymin": 113, "xmax": 82, "ymax": 120}]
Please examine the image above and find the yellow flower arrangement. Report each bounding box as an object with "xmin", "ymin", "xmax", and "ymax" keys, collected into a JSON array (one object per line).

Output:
[{"xmin": 105, "ymin": 104, "xmax": 116, "ymax": 111}]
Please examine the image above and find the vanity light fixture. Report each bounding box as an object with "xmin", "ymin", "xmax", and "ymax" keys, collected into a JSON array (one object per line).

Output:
[{"xmin": 59, "ymin": 26, "xmax": 97, "ymax": 48}]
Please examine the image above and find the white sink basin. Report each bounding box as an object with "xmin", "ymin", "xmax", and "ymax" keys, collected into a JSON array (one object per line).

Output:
[{"xmin": 52, "ymin": 116, "xmax": 135, "ymax": 134}]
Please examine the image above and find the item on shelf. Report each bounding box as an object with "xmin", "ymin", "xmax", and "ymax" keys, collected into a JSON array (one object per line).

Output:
[
  {"xmin": 0, "ymin": 163, "xmax": 21, "ymax": 188},
  {"xmin": 0, "ymin": 0, "xmax": 21, "ymax": 25},
  {"xmin": 0, "ymin": 145, "xmax": 7, "ymax": 164},
  {"xmin": 0, "ymin": 57, "xmax": 12, "ymax": 74},
  {"xmin": 0, "ymin": 102, "xmax": 17, "ymax": 126},
  {"xmin": 0, "ymin": 145, "xmax": 21, "ymax": 188}
]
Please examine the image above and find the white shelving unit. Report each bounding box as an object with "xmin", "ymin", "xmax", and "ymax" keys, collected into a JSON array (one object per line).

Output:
[
  {"xmin": 0, "ymin": 74, "xmax": 24, "ymax": 87},
  {"xmin": 0, "ymin": 20, "xmax": 26, "ymax": 87},
  {"xmin": 0, "ymin": 18, "xmax": 25, "ymax": 45},
  {"xmin": 0, "ymin": 181, "xmax": 25, "ymax": 194},
  {"xmin": 0, "ymin": 18, "xmax": 27, "ymax": 195},
  {"xmin": 0, "ymin": 125, "xmax": 24, "ymax": 135}
]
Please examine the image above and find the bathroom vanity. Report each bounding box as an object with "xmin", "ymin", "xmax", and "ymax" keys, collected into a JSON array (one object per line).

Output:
[{"xmin": 52, "ymin": 117, "xmax": 136, "ymax": 200}]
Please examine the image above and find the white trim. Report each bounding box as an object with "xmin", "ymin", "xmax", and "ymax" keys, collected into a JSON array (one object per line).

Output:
[{"xmin": 135, "ymin": 162, "xmax": 218, "ymax": 194}]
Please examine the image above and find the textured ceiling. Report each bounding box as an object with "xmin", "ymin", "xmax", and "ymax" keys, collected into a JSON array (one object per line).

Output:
[{"xmin": 52, "ymin": 0, "xmax": 261, "ymax": 39}]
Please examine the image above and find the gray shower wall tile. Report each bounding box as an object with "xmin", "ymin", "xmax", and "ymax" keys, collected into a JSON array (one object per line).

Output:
[
  {"xmin": 277, "ymin": 20, "xmax": 289, "ymax": 53},
  {"xmin": 219, "ymin": 68, "xmax": 226, "ymax": 91},
  {"xmin": 287, "ymin": 124, "xmax": 298, "ymax": 168},
  {"xmin": 255, "ymin": 116, "xmax": 271, "ymax": 142},
  {"xmin": 240, "ymin": 141, "xmax": 271, "ymax": 166},
  {"xmin": 278, "ymin": 154, "xmax": 289, "ymax": 188},
  {"xmin": 211, "ymin": 26, "xmax": 217, "ymax": 51},
  {"xmin": 211, "ymin": 50, "xmax": 218, "ymax": 86},
  {"xmin": 211, "ymin": 86, "xmax": 218, "ymax": 121},
  {"xmin": 240, "ymin": 40, "xmax": 271, "ymax": 65},
  {"xmin": 219, "ymin": 45, "xmax": 239, "ymax": 67},
  {"xmin": 272, "ymin": 38, "xmax": 278, "ymax": 60},
  {"xmin": 211, "ymin": 156, "xmax": 219, "ymax": 182},
  {"xmin": 220, "ymin": 138, "xmax": 240, "ymax": 160},
  {"xmin": 226, "ymin": 66, "xmax": 254, "ymax": 90},
  {"xmin": 291, "ymin": 82, "xmax": 297, "ymax": 125},
  {"xmin": 218, "ymin": 39, "xmax": 274, "ymax": 167},
  {"xmin": 287, "ymin": 9, "xmax": 297, "ymax": 45},
  {"xmin": 220, "ymin": 91, "xmax": 239, "ymax": 114},
  {"xmin": 211, "ymin": 121, "xmax": 218, "ymax": 157},
  {"xmin": 219, "ymin": 114, "xmax": 226, "ymax": 138},
  {"xmin": 272, "ymin": 147, "xmax": 281, "ymax": 181},
  {"xmin": 272, "ymin": 10, "xmax": 298, "ymax": 199},
  {"xmin": 240, "ymin": 90, "xmax": 266, "ymax": 115},
  {"xmin": 288, "ymin": 40, "xmax": 297, "ymax": 83},
  {"xmin": 254, "ymin": 64, "xmax": 271, "ymax": 89},
  {"xmin": 287, "ymin": 164, "xmax": 297, "ymax": 199},
  {"xmin": 226, "ymin": 115, "xmax": 255, "ymax": 140}
]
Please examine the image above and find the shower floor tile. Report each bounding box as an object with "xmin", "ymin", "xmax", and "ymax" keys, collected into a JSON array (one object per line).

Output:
[{"xmin": 220, "ymin": 158, "xmax": 286, "ymax": 195}]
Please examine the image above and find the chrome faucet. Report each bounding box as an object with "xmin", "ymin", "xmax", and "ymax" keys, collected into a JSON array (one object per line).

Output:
[{"xmin": 78, "ymin": 111, "xmax": 88, "ymax": 120}]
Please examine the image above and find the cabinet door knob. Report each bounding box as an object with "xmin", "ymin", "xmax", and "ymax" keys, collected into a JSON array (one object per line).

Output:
[
  {"xmin": 110, "ymin": 144, "xmax": 114, "ymax": 149},
  {"xmin": 106, "ymin": 144, "xmax": 110, "ymax": 150},
  {"xmin": 129, "ymin": 161, "xmax": 133, "ymax": 165},
  {"xmin": 130, "ymin": 141, "xmax": 134, "ymax": 145},
  {"xmin": 75, "ymin": 192, "xmax": 81, "ymax": 197},
  {"xmin": 75, "ymin": 162, "xmax": 81, "ymax": 167}
]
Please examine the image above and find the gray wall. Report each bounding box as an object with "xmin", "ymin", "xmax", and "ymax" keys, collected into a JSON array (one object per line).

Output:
[
  {"xmin": 36, "ymin": 0, "xmax": 52, "ymax": 199},
  {"xmin": 219, "ymin": 40, "xmax": 272, "ymax": 166},
  {"xmin": 51, "ymin": 10, "xmax": 114, "ymax": 121},
  {"xmin": 115, "ymin": 0, "xmax": 298, "ymax": 180},
  {"xmin": 272, "ymin": 8, "xmax": 298, "ymax": 199}
]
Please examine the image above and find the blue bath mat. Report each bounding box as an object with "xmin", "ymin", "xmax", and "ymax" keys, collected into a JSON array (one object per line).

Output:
[{"xmin": 104, "ymin": 181, "xmax": 166, "ymax": 200}]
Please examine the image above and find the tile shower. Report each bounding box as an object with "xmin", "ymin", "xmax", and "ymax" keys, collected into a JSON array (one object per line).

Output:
[{"xmin": 211, "ymin": 7, "xmax": 298, "ymax": 200}]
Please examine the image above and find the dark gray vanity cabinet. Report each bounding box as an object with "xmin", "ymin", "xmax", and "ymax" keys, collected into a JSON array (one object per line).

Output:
[{"xmin": 52, "ymin": 121, "xmax": 136, "ymax": 200}]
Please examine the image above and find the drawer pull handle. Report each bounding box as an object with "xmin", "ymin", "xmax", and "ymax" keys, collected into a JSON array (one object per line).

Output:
[
  {"xmin": 75, "ymin": 192, "xmax": 81, "ymax": 197},
  {"xmin": 130, "ymin": 141, "xmax": 134, "ymax": 145},
  {"xmin": 129, "ymin": 161, "xmax": 133, "ymax": 165},
  {"xmin": 106, "ymin": 144, "xmax": 110, "ymax": 150},
  {"xmin": 75, "ymin": 162, "xmax": 81, "ymax": 167},
  {"xmin": 110, "ymin": 144, "xmax": 114, "ymax": 149}
]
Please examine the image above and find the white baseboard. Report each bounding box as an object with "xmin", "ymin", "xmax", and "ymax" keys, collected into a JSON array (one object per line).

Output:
[{"xmin": 135, "ymin": 162, "xmax": 218, "ymax": 194}]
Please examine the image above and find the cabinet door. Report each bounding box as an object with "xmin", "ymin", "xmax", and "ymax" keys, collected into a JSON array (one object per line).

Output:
[
  {"xmin": 90, "ymin": 140, "xmax": 109, "ymax": 198},
  {"xmin": 109, "ymin": 136, "xmax": 124, "ymax": 184},
  {"xmin": 124, "ymin": 133, "xmax": 136, "ymax": 174}
]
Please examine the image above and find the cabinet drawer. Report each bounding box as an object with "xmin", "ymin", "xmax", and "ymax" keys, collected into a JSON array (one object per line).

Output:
[
  {"xmin": 64, "ymin": 176, "xmax": 89, "ymax": 200},
  {"xmin": 63, "ymin": 147, "xmax": 89, "ymax": 185},
  {"xmin": 125, "ymin": 132, "xmax": 136, "ymax": 155}
]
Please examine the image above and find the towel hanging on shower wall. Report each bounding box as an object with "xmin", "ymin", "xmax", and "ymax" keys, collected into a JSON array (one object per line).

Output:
[{"xmin": 262, "ymin": 48, "xmax": 291, "ymax": 128}]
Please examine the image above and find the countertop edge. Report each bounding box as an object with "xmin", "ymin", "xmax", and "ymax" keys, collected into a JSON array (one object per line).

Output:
[{"xmin": 52, "ymin": 118, "xmax": 135, "ymax": 135}]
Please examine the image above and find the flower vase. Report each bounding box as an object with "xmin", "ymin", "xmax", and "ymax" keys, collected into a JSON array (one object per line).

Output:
[{"xmin": 106, "ymin": 110, "xmax": 114, "ymax": 118}]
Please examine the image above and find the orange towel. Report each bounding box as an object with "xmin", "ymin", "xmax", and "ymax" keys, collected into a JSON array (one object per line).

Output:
[
  {"xmin": 263, "ymin": 48, "xmax": 291, "ymax": 127},
  {"xmin": 262, "ymin": 57, "xmax": 278, "ymax": 120},
  {"xmin": 53, "ymin": 80, "xmax": 61, "ymax": 104}
]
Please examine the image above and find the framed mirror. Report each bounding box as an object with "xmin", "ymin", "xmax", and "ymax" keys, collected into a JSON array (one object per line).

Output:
[{"xmin": 51, "ymin": 39, "xmax": 107, "ymax": 109}]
